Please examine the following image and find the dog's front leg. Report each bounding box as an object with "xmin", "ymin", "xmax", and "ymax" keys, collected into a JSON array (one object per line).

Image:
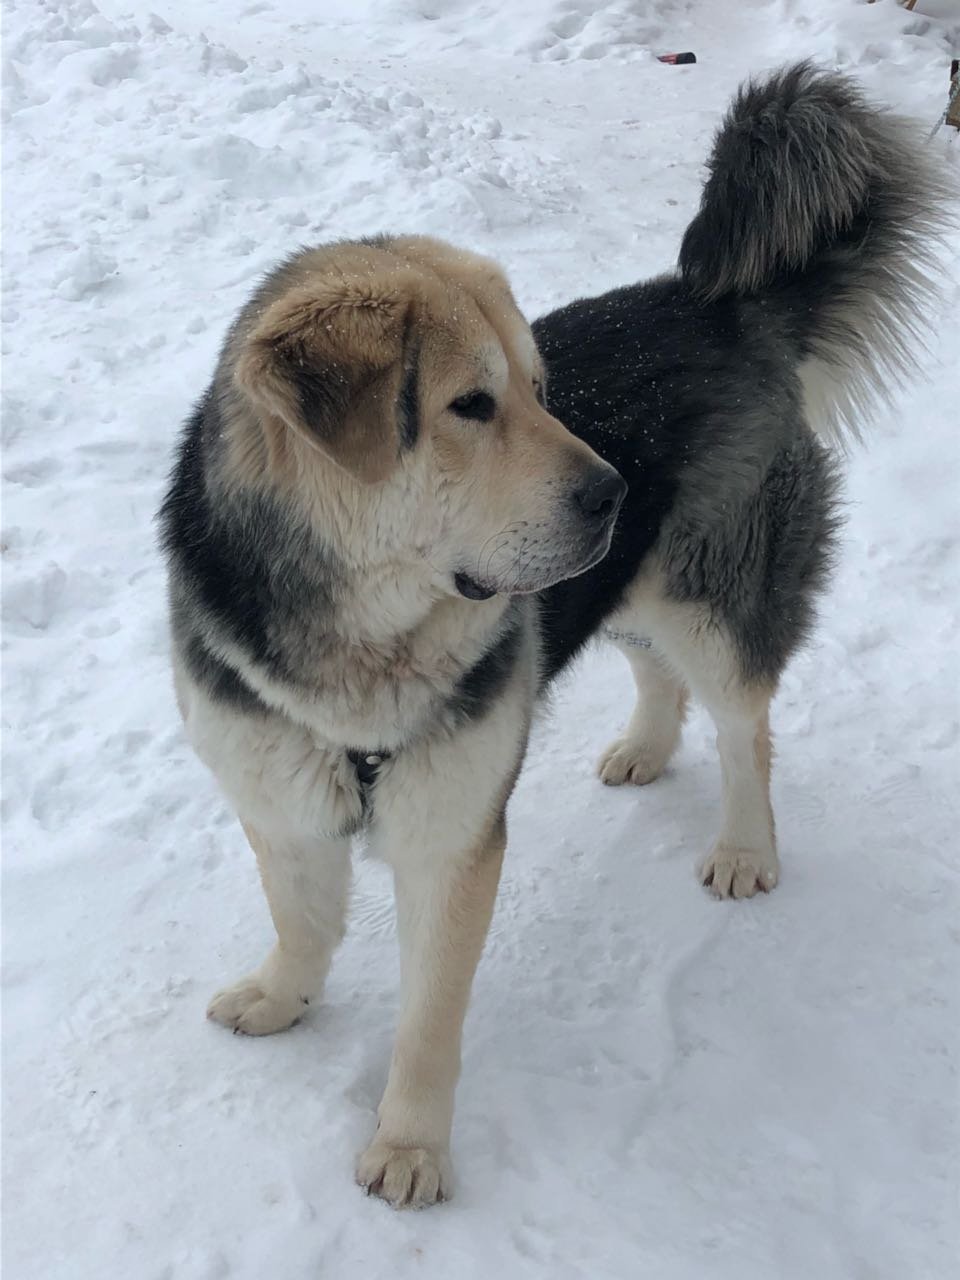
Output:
[
  {"xmin": 356, "ymin": 816, "xmax": 505, "ymax": 1207},
  {"xmin": 355, "ymin": 673, "xmax": 529, "ymax": 1209}
]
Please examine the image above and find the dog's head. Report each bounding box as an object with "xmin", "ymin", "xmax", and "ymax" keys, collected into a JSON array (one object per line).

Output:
[{"xmin": 232, "ymin": 235, "xmax": 625, "ymax": 598}]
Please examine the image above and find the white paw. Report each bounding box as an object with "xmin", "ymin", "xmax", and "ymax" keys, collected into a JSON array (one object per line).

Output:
[
  {"xmin": 356, "ymin": 1140, "xmax": 452, "ymax": 1209},
  {"xmin": 597, "ymin": 735, "xmax": 672, "ymax": 786},
  {"xmin": 699, "ymin": 844, "xmax": 779, "ymax": 899},
  {"xmin": 206, "ymin": 976, "xmax": 306, "ymax": 1035}
]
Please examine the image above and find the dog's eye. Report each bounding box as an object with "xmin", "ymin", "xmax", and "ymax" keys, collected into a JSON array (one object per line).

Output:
[{"xmin": 449, "ymin": 390, "xmax": 496, "ymax": 422}]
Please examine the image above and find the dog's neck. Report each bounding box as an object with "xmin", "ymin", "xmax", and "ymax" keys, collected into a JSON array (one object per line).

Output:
[
  {"xmin": 281, "ymin": 440, "xmax": 512, "ymax": 652},
  {"xmin": 238, "ymin": 580, "xmax": 514, "ymax": 752},
  {"xmin": 333, "ymin": 558, "xmax": 506, "ymax": 648},
  {"xmin": 212, "ymin": 425, "xmax": 520, "ymax": 747},
  {"xmin": 215, "ymin": 492, "xmax": 515, "ymax": 750}
]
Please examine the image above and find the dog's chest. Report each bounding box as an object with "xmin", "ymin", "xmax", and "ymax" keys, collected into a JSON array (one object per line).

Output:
[
  {"xmin": 272, "ymin": 591, "xmax": 517, "ymax": 751},
  {"xmin": 294, "ymin": 630, "xmax": 466, "ymax": 751}
]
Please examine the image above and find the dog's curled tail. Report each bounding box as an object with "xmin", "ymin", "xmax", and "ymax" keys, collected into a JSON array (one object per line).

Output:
[{"xmin": 678, "ymin": 62, "xmax": 952, "ymax": 446}]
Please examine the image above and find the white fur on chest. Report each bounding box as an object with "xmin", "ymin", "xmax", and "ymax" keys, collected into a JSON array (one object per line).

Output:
[{"xmin": 220, "ymin": 591, "xmax": 515, "ymax": 751}]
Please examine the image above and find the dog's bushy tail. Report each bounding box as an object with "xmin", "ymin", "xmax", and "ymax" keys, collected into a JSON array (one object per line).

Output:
[{"xmin": 678, "ymin": 62, "xmax": 952, "ymax": 445}]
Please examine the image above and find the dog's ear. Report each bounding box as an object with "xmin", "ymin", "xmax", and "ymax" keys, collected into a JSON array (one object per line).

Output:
[{"xmin": 234, "ymin": 279, "xmax": 419, "ymax": 483}]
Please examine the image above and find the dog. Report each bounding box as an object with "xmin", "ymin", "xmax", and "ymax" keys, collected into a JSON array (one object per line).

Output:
[{"xmin": 159, "ymin": 64, "xmax": 945, "ymax": 1207}]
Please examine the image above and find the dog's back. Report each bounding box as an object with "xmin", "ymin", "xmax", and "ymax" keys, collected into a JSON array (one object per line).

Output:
[{"xmin": 535, "ymin": 62, "xmax": 950, "ymax": 685}]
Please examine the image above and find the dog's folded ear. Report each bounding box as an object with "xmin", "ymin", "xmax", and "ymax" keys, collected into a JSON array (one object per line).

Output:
[{"xmin": 234, "ymin": 278, "xmax": 419, "ymax": 483}]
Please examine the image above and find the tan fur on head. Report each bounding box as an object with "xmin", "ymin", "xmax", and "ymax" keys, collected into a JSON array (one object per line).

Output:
[
  {"xmin": 235, "ymin": 274, "xmax": 419, "ymax": 483},
  {"xmin": 222, "ymin": 235, "xmax": 620, "ymax": 597}
]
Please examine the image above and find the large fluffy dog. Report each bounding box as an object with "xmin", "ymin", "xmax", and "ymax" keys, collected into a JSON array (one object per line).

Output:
[{"xmin": 160, "ymin": 66, "xmax": 945, "ymax": 1207}]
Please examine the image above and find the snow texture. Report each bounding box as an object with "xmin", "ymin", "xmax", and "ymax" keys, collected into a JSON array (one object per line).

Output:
[{"xmin": 3, "ymin": 1, "xmax": 959, "ymax": 1277}]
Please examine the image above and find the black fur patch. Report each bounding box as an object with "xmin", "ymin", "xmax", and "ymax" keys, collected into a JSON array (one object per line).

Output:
[
  {"xmin": 447, "ymin": 606, "xmax": 524, "ymax": 725},
  {"xmin": 533, "ymin": 278, "xmax": 729, "ymax": 683},
  {"xmin": 533, "ymin": 275, "xmax": 842, "ymax": 687},
  {"xmin": 397, "ymin": 343, "xmax": 420, "ymax": 450},
  {"xmin": 158, "ymin": 387, "xmax": 340, "ymax": 688},
  {"xmin": 180, "ymin": 628, "xmax": 268, "ymax": 715},
  {"xmin": 290, "ymin": 358, "xmax": 351, "ymax": 437}
]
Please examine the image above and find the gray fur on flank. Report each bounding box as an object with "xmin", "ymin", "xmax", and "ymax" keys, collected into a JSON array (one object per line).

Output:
[{"xmin": 679, "ymin": 61, "xmax": 953, "ymax": 446}]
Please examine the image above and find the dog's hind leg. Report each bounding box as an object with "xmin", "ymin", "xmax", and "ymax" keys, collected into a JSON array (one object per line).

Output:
[
  {"xmin": 665, "ymin": 617, "xmax": 779, "ymax": 898},
  {"xmin": 597, "ymin": 641, "xmax": 688, "ymax": 786},
  {"xmin": 697, "ymin": 691, "xmax": 778, "ymax": 899},
  {"xmin": 604, "ymin": 592, "xmax": 779, "ymax": 898},
  {"xmin": 207, "ymin": 824, "xmax": 352, "ymax": 1035}
]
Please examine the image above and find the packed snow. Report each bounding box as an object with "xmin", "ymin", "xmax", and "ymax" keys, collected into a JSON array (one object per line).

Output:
[{"xmin": 3, "ymin": 1, "xmax": 958, "ymax": 1276}]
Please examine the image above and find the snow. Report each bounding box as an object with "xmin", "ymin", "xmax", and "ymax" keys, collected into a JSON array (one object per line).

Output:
[{"xmin": 2, "ymin": 0, "xmax": 958, "ymax": 1276}]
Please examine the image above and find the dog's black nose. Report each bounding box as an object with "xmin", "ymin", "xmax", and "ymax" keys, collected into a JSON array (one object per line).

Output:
[{"xmin": 574, "ymin": 468, "xmax": 628, "ymax": 521}]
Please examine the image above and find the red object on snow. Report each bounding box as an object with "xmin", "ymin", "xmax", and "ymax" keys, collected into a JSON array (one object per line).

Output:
[{"xmin": 657, "ymin": 52, "xmax": 696, "ymax": 64}]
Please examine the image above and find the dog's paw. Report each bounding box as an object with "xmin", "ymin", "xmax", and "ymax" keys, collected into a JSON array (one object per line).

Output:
[
  {"xmin": 597, "ymin": 735, "xmax": 671, "ymax": 786},
  {"xmin": 699, "ymin": 844, "xmax": 779, "ymax": 899},
  {"xmin": 356, "ymin": 1140, "xmax": 452, "ymax": 1209},
  {"xmin": 207, "ymin": 977, "xmax": 305, "ymax": 1035}
]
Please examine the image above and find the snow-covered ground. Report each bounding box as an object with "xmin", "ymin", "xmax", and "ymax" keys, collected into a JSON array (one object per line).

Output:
[{"xmin": 3, "ymin": 0, "xmax": 958, "ymax": 1276}]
